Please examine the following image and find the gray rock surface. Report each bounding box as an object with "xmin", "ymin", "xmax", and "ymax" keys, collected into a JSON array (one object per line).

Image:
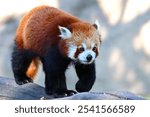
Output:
[{"xmin": 0, "ymin": 76, "xmax": 144, "ymax": 100}]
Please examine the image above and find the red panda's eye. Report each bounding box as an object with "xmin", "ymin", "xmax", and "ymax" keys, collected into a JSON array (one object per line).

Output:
[
  {"xmin": 92, "ymin": 46, "xmax": 97, "ymax": 51},
  {"xmin": 79, "ymin": 47, "xmax": 85, "ymax": 52}
]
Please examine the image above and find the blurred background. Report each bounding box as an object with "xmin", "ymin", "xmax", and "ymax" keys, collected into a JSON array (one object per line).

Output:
[{"xmin": 0, "ymin": 0, "xmax": 150, "ymax": 98}]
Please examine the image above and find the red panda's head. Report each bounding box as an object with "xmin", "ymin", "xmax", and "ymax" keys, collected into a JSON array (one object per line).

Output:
[{"xmin": 59, "ymin": 20, "xmax": 101, "ymax": 64}]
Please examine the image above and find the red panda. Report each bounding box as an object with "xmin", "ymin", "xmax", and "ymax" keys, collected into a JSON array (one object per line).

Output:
[{"xmin": 11, "ymin": 5, "xmax": 101, "ymax": 98}]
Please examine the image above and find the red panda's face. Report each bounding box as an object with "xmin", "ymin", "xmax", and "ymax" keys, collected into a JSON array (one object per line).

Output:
[{"xmin": 59, "ymin": 21, "xmax": 101, "ymax": 64}]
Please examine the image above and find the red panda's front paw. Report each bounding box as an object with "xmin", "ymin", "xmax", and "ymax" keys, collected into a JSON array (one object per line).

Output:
[
  {"xmin": 54, "ymin": 90, "xmax": 77, "ymax": 98},
  {"xmin": 65, "ymin": 90, "xmax": 77, "ymax": 96},
  {"xmin": 15, "ymin": 77, "xmax": 33, "ymax": 85},
  {"xmin": 50, "ymin": 90, "xmax": 77, "ymax": 98}
]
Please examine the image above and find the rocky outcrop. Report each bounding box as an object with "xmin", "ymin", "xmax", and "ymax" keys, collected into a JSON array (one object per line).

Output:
[{"xmin": 0, "ymin": 76, "xmax": 144, "ymax": 100}]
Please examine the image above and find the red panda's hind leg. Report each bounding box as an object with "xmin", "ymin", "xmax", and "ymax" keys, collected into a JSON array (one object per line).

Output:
[{"xmin": 11, "ymin": 46, "xmax": 37, "ymax": 85}]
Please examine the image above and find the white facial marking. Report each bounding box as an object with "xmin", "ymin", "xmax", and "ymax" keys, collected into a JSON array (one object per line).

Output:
[
  {"xmin": 82, "ymin": 43, "xmax": 87, "ymax": 49},
  {"xmin": 78, "ymin": 50, "xmax": 96, "ymax": 64},
  {"xmin": 91, "ymin": 43, "xmax": 95, "ymax": 49},
  {"xmin": 68, "ymin": 45, "xmax": 77, "ymax": 59},
  {"xmin": 58, "ymin": 26, "xmax": 72, "ymax": 39}
]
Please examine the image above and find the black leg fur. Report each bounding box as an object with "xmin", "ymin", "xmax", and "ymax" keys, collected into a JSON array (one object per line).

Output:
[
  {"xmin": 11, "ymin": 46, "xmax": 36, "ymax": 85},
  {"xmin": 75, "ymin": 62, "xmax": 96, "ymax": 92},
  {"xmin": 42, "ymin": 46, "xmax": 76, "ymax": 98}
]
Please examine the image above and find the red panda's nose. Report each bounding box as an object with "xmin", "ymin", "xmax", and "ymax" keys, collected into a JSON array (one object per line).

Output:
[{"xmin": 86, "ymin": 55, "xmax": 92, "ymax": 62}]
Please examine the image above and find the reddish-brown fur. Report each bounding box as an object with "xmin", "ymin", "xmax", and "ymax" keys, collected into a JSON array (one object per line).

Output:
[
  {"xmin": 15, "ymin": 5, "xmax": 100, "ymax": 78},
  {"xmin": 15, "ymin": 5, "xmax": 80, "ymax": 54}
]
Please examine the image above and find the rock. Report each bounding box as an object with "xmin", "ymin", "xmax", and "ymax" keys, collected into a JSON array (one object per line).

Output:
[{"xmin": 0, "ymin": 76, "xmax": 144, "ymax": 100}]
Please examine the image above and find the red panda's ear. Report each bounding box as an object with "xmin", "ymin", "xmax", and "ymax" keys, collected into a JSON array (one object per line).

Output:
[
  {"xmin": 93, "ymin": 20, "xmax": 101, "ymax": 33},
  {"xmin": 58, "ymin": 26, "xmax": 72, "ymax": 39}
]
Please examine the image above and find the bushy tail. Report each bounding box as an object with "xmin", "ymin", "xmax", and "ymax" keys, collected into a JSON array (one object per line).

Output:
[{"xmin": 26, "ymin": 58, "xmax": 40, "ymax": 79}]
